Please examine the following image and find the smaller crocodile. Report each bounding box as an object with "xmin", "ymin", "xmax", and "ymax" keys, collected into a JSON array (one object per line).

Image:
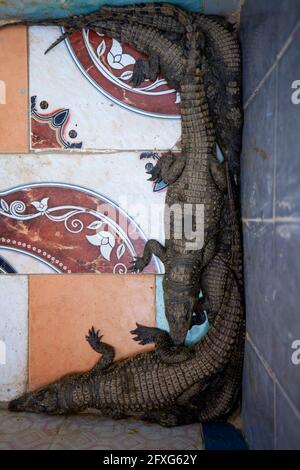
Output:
[{"xmin": 9, "ymin": 275, "xmax": 241, "ymax": 425}]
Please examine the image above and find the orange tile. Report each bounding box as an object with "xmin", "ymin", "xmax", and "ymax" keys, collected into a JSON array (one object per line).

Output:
[
  {"xmin": 29, "ymin": 274, "xmax": 156, "ymax": 390},
  {"xmin": 0, "ymin": 25, "xmax": 28, "ymax": 153}
]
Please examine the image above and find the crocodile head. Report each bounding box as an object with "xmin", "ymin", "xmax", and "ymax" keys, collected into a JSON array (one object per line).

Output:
[
  {"xmin": 9, "ymin": 384, "xmax": 61, "ymax": 414},
  {"xmin": 166, "ymin": 298, "xmax": 195, "ymax": 346}
]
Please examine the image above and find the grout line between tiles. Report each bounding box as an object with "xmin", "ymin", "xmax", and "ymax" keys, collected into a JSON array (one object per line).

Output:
[
  {"xmin": 242, "ymin": 217, "xmax": 300, "ymax": 224},
  {"xmin": 274, "ymin": 375, "xmax": 277, "ymax": 450},
  {"xmin": 272, "ymin": 64, "xmax": 279, "ymax": 220},
  {"xmin": 244, "ymin": 19, "xmax": 300, "ymax": 110},
  {"xmin": 0, "ymin": 149, "xmax": 179, "ymax": 156},
  {"xmin": 26, "ymin": 275, "xmax": 30, "ymax": 392},
  {"xmin": 27, "ymin": 275, "xmax": 31, "ymax": 391},
  {"xmin": 48, "ymin": 416, "xmax": 68, "ymax": 450},
  {"xmin": 246, "ymin": 333, "xmax": 300, "ymax": 422}
]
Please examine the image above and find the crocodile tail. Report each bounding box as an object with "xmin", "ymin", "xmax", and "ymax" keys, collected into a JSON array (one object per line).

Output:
[{"xmin": 197, "ymin": 316, "xmax": 245, "ymax": 422}]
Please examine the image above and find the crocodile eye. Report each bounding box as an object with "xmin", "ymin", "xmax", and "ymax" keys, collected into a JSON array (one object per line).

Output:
[{"xmin": 145, "ymin": 162, "xmax": 154, "ymax": 172}]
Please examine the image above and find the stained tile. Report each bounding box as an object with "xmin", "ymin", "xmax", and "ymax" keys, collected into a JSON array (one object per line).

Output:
[
  {"xmin": 50, "ymin": 414, "xmax": 204, "ymax": 450},
  {"xmin": 0, "ymin": 410, "xmax": 65, "ymax": 450},
  {"xmin": 0, "ymin": 153, "xmax": 166, "ymax": 274},
  {"xmin": 0, "ymin": 276, "xmax": 28, "ymax": 401},
  {"xmin": 0, "ymin": 26, "xmax": 28, "ymax": 153},
  {"xmin": 242, "ymin": 339, "xmax": 275, "ymax": 450},
  {"xmin": 242, "ymin": 222, "xmax": 275, "ymax": 361},
  {"xmin": 29, "ymin": 274, "xmax": 156, "ymax": 389},
  {"xmin": 241, "ymin": 70, "xmax": 276, "ymax": 219},
  {"xmin": 275, "ymin": 386, "xmax": 300, "ymax": 450},
  {"xmin": 271, "ymin": 223, "xmax": 300, "ymax": 411},
  {"xmin": 276, "ymin": 31, "xmax": 300, "ymax": 217},
  {"xmin": 241, "ymin": 0, "xmax": 300, "ymax": 103},
  {"xmin": 0, "ymin": 410, "xmax": 203, "ymax": 450},
  {"xmin": 29, "ymin": 26, "xmax": 181, "ymax": 151}
]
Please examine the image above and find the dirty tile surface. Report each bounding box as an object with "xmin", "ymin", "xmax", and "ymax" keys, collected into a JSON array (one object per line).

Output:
[
  {"xmin": 276, "ymin": 30, "xmax": 300, "ymax": 218},
  {"xmin": 0, "ymin": 153, "xmax": 166, "ymax": 274},
  {"xmin": 241, "ymin": 69, "xmax": 276, "ymax": 220},
  {"xmin": 0, "ymin": 26, "xmax": 28, "ymax": 153},
  {"xmin": 0, "ymin": 276, "xmax": 28, "ymax": 401},
  {"xmin": 242, "ymin": 340, "xmax": 274, "ymax": 450},
  {"xmin": 29, "ymin": 26, "xmax": 181, "ymax": 151},
  {"xmin": 275, "ymin": 385, "xmax": 300, "ymax": 450},
  {"xmin": 29, "ymin": 274, "xmax": 156, "ymax": 389},
  {"xmin": 0, "ymin": 410, "xmax": 204, "ymax": 450},
  {"xmin": 241, "ymin": 1, "xmax": 300, "ymax": 450}
]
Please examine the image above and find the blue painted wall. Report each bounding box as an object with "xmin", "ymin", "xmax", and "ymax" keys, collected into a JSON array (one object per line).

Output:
[
  {"xmin": 241, "ymin": 0, "xmax": 300, "ymax": 451},
  {"xmin": 0, "ymin": 0, "xmax": 242, "ymax": 20}
]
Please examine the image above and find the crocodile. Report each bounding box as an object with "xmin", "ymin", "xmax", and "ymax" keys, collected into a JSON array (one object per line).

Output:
[
  {"xmin": 7, "ymin": 5, "xmax": 226, "ymax": 345},
  {"xmin": 9, "ymin": 268, "xmax": 242, "ymax": 425},
  {"xmin": 94, "ymin": 4, "xmax": 244, "ymax": 343},
  {"xmin": 3, "ymin": 4, "xmax": 244, "ymax": 419}
]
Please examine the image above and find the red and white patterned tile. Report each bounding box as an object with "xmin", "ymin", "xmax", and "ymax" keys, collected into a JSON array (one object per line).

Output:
[
  {"xmin": 0, "ymin": 152, "xmax": 168, "ymax": 274},
  {"xmin": 29, "ymin": 26, "xmax": 181, "ymax": 151}
]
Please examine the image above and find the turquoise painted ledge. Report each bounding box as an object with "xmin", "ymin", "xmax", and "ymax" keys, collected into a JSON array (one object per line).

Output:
[
  {"xmin": 0, "ymin": 1, "xmax": 241, "ymax": 20},
  {"xmin": 0, "ymin": 1, "xmax": 200, "ymax": 20}
]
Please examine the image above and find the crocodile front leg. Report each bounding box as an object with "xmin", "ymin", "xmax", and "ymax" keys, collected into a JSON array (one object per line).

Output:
[
  {"xmin": 131, "ymin": 323, "xmax": 193, "ymax": 363},
  {"xmin": 147, "ymin": 152, "xmax": 186, "ymax": 185},
  {"xmin": 129, "ymin": 239, "xmax": 166, "ymax": 272},
  {"xmin": 86, "ymin": 327, "xmax": 115, "ymax": 370}
]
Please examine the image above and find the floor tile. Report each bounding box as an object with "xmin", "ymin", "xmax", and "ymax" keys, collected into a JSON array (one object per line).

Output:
[
  {"xmin": 242, "ymin": 221, "xmax": 275, "ymax": 362},
  {"xmin": 0, "ymin": 410, "xmax": 203, "ymax": 450},
  {"xmin": 242, "ymin": 339, "xmax": 275, "ymax": 450},
  {"xmin": 0, "ymin": 276, "xmax": 28, "ymax": 401},
  {"xmin": 0, "ymin": 153, "xmax": 166, "ymax": 274},
  {"xmin": 29, "ymin": 26, "xmax": 181, "ymax": 151},
  {"xmin": 271, "ymin": 223, "xmax": 300, "ymax": 411},
  {"xmin": 0, "ymin": 26, "xmax": 28, "ymax": 153},
  {"xmin": 276, "ymin": 30, "xmax": 300, "ymax": 217},
  {"xmin": 275, "ymin": 385, "xmax": 300, "ymax": 450},
  {"xmin": 29, "ymin": 274, "xmax": 156, "ymax": 389},
  {"xmin": 241, "ymin": 70, "xmax": 276, "ymax": 219},
  {"xmin": 0, "ymin": 410, "xmax": 65, "ymax": 450},
  {"xmin": 50, "ymin": 414, "xmax": 203, "ymax": 450},
  {"xmin": 241, "ymin": 0, "xmax": 300, "ymax": 104}
]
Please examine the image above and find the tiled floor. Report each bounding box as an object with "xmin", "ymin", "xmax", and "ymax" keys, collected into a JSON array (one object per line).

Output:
[{"xmin": 0, "ymin": 410, "xmax": 204, "ymax": 450}]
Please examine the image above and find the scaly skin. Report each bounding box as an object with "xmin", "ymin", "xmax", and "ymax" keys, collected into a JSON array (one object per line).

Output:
[
  {"xmin": 3, "ymin": 6, "xmax": 231, "ymax": 345},
  {"xmin": 9, "ymin": 271, "xmax": 241, "ymax": 425},
  {"xmin": 3, "ymin": 5, "xmax": 244, "ymax": 423}
]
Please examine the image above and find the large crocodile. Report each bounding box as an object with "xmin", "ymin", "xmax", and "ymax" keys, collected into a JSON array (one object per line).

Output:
[
  {"xmin": 3, "ymin": 4, "xmax": 244, "ymax": 420},
  {"xmin": 9, "ymin": 268, "xmax": 242, "ymax": 424},
  {"xmin": 3, "ymin": 4, "xmax": 227, "ymax": 345}
]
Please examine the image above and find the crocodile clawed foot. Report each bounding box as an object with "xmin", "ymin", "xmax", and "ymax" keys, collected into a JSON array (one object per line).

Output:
[
  {"xmin": 129, "ymin": 257, "xmax": 146, "ymax": 273},
  {"xmin": 146, "ymin": 162, "xmax": 163, "ymax": 183},
  {"xmin": 86, "ymin": 326, "xmax": 103, "ymax": 349},
  {"xmin": 131, "ymin": 59, "xmax": 146, "ymax": 88},
  {"xmin": 130, "ymin": 323, "xmax": 160, "ymax": 345}
]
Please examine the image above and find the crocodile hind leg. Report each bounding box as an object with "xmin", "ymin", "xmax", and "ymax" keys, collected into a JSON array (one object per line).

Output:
[
  {"xmin": 131, "ymin": 55, "xmax": 160, "ymax": 87},
  {"xmin": 86, "ymin": 327, "xmax": 115, "ymax": 370},
  {"xmin": 129, "ymin": 239, "xmax": 166, "ymax": 272},
  {"xmin": 147, "ymin": 152, "xmax": 186, "ymax": 185},
  {"xmin": 131, "ymin": 323, "xmax": 193, "ymax": 363}
]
